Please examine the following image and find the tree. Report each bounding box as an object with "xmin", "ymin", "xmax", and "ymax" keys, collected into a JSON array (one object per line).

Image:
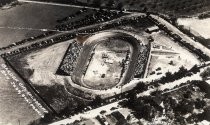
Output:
[
  {"xmin": 92, "ymin": 95, "xmax": 102, "ymax": 105},
  {"xmin": 141, "ymin": 104, "xmax": 156, "ymax": 121},
  {"xmin": 175, "ymin": 115, "xmax": 186, "ymax": 125},
  {"xmin": 174, "ymin": 99, "xmax": 194, "ymax": 115},
  {"xmin": 190, "ymin": 64, "xmax": 200, "ymax": 73},
  {"xmin": 179, "ymin": 66, "xmax": 188, "ymax": 74},
  {"xmin": 169, "ymin": 60, "xmax": 174, "ymax": 65},
  {"xmin": 183, "ymin": 91, "xmax": 192, "ymax": 99},
  {"xmin": 151, "ymin": 90, "xmax": 162, "ymax": 96},
  {"xmin": 135, "ymin": 82, "xmax": 147, "ymax": 92},
  {"xmin": 200, "ymin": 67, "xmax": 210, "ymax": 79},
  {"xmin": 165, "ymin": 71, "xmax": 173, "ymax": 80},
  {"xmin": 195, "ymin": 99, "xmax": 206, "ymax": 109}
]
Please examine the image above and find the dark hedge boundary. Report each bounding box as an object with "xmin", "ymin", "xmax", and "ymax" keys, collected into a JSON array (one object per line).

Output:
[{"xmin": 0, "ymin": 0, "xmax": 15, "ymax": 7}]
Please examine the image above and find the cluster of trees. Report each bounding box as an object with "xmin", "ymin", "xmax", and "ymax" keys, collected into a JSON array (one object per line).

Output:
[
  {"xmin": 200, "ymin": 67, "xmax": 210, "ymax": 80},
  {"xmin": 192, "ymin": 80, "xmax": 210, "ymax": 99},
  {"xmin": 186, "ymin": 107, "xmax": 210, "ymax": 123},
  {"xmin": 161, "ymin": 0, "xmax": 204, "ymax": 13},
  {"xmin": 149, "ymin": 65, "xmax": 199, "ymax": 88},
  {"xmin": 90, "ymin": 0, "xmax": 208, "ymax": 15},
  {"xmin": 162, "ymin": 81, "xmax": 210, "ymax": 124},
  {"xmin": 121, "ymin": 95, "xmax": 163, "ymax": 121},
  {"xmin": 122, "ymin": 81, "xmax": 210, "ymax": 124},
  {"xmin": 165, "ymin": 83, "xmax": 210, "ymax": 124},
  {"xmin": 157, "ymin": 66, "xmax": 195, "ymax": 84},
  {"xmin": 198, "ymin": 12, "xmax": 210, "ymax": 19}
]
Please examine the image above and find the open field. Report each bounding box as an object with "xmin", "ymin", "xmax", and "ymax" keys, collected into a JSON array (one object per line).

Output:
[
  {"xmin": 147, "ymin": 31, "xmax": 200, "ymax": 78},
  {"xmin": 177, "ymin": 17, "xmax": 210, "ymax": 49},
  {"xmin": 6, "ymin": 40, "xmax": 92, "ymax": 113},
  {"xmin": 152, "ymin": 32, "xmax": 200, "ymax": 66},
  {"xmin": 0, "ymin": 28, "xmax": 45, "ymax": 48},
  {"xmin": 0, "ymin": 2, "xmax": 80, "ymax": 48},
  {"xmin": 0, "ymin": 58, "xmax": 41, "ymax": 125},
  {"xmin": 177, "ymin": 18, "xmax": 210, "ymax": 39}
]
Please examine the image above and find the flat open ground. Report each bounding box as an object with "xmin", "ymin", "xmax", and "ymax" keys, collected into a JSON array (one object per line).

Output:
[
  {"xmin": 6, "ymin": 40, "xmax": 91, "ymax": 113},
  {"xmin": 0, "ymin": 2, "xmax": 81, "ymax": 47},
  {"xmin": 0, "ymin": 58, "xmax": 41, "ymax": 125},
  {"xmin": 177, "ymin": 18, "xmax": 210, "ymax": 39},
  {"xmin": 83, "ymin": 39, "xmax": 131, "ymax": 89},
  {"xmin": 8, "ymin": 41, "xmax": 71, "ymax": 86},
  {"xmin": 147, "ymin": 31, "xmax": 200, "ymax": 78}
]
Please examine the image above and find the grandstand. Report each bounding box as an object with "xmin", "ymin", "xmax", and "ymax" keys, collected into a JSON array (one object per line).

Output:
[
  {"xmin": 134, "ymin": 44, "xmax": 150, "ymax": 78},
  {"xmin": 56, "ymin": 41, "xmax": 83, "ymax": 75}
]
